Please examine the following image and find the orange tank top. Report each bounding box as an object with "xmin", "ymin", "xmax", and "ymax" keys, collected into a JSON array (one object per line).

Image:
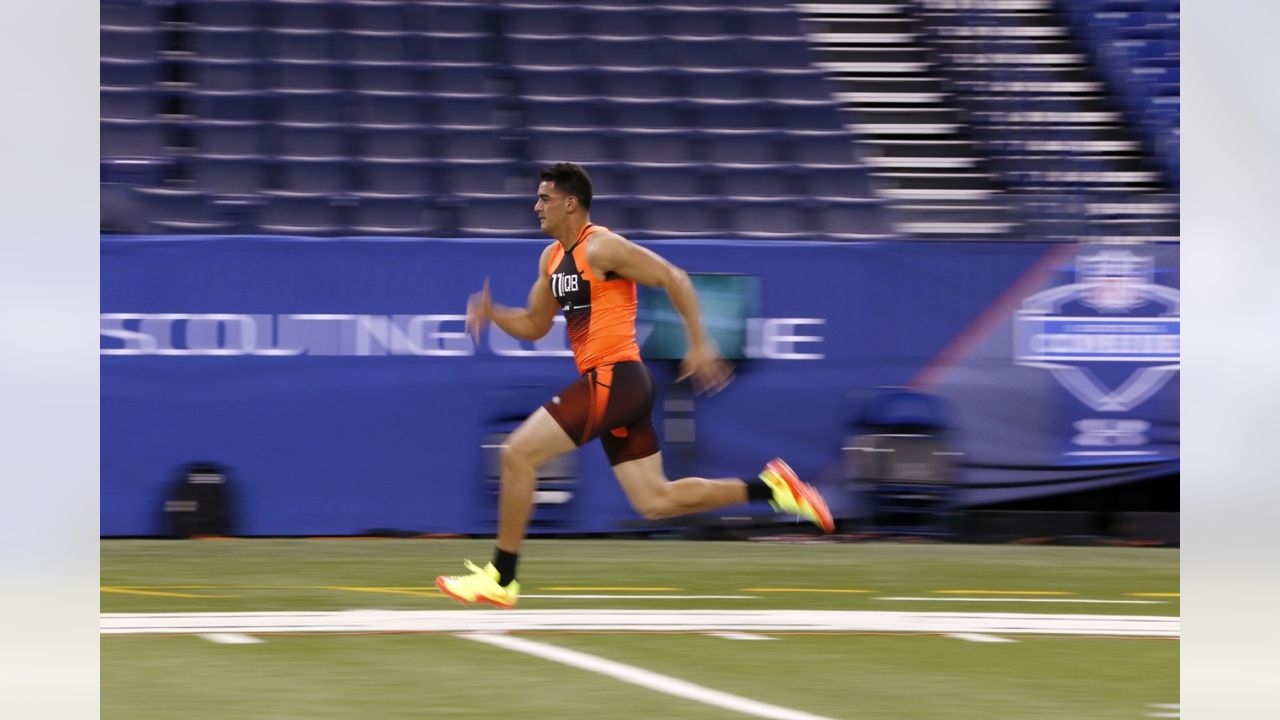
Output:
[{"xmin": 545, "ymin": 223, "xmax": 642, "ymax": 374}]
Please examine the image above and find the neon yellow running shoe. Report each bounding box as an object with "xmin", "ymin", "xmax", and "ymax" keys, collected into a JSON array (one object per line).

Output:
[
  {"xmin": 435, "ymin": 561, "xmax": 520, "ymax": 609},
  {"xmin": 760, "ymin": 457, "xmax": 835, "ymax": 533}
]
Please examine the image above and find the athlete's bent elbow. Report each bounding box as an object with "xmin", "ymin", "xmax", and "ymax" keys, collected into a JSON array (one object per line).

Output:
[{"xmin": 665, "ymin": 266, "xmax": 691, "ymax": 293}]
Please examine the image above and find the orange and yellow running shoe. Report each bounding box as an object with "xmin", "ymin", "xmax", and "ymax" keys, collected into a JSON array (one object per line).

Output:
[
  {"xmin": 759, "ymin": 457, "xmax": 835, "ymax": 533},
  {"xmin": 435, "ymin": 561, "xmax": 520, "ymax": 609}
]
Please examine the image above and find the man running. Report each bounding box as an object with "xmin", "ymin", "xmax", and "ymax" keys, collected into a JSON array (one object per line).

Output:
[{"xmin": 436, "ymin": 162, "xmax": 832, "ymax": 608}]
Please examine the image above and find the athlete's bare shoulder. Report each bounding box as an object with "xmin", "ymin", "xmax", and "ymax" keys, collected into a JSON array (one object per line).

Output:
[
  {"xmin": 584, "ymin": 230, "xmax": 631, "ymax": 265},
  {"xmin": 539, "ymin": 242, "xmax": 558, "ymax": 273}
]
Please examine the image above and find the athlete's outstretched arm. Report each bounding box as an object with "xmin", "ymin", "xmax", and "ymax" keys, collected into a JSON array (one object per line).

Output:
[
  {"xmin": 585, "ymin": 233, "xmax": 733, "ymax": 394},
  {"xmin": 466, "ymin": 245, "xmax": 560, "ymax": 343}
]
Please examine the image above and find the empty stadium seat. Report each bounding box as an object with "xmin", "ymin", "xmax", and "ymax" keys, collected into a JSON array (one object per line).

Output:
[
  {"xmin": 102, "ymin": 88, "xmax": 158, "ymax": 120},
  {"xmin": 680, "ymin": 70, "xmax": 754, "ymax": 100},
  {"xmin": 273, "ymin": 123, "xmax": 349, "ymax": 158},
  {"xmin": 135, "ymin": 188, "xmax": 234, "ymax": 233},
  {"xmin": 187, "ymin": 59, "xmax": 262, "ymax": 92},
  {"xmin": 632, "ymin": 196, "xmax": 726, "ymax": 238},
  {"xmin": 189, "ymin": 0, "xmax": 262, "ymax": 28},
  {"xmin": 619, "ymin": 130, "xmax": 697, "ymax": 164},
  {"xmin": 815, "ymin": 199, "xmax": 892, "ymax": 239},
  {"xmin": 350, "ymin": 90, "xmax": 422, "ymax": 125},
  {"xmin": 429, "ymin": 93, "xmax": 500, "ymax": 126},
  {"xmin": 351, "ymin": 194, "xmax": 442, "ymax": 235},
  {"xmin": 102, "ymin": 0, "xmax": 159, "ymax": 29},
  {"xmin": 805, "ymin": 165, "xmax": 876, "ymax": 199},
  {"xmin": 609, "ymin": 99, "xmax": 686, "ymax": 130},
  {"xmin": 456, "ymin": 194, "xmax": 540, "ymax": 236},
  {"xmin": 771, "ymin": 102, "xmax": 845, "ymax": 131},
  {"xmin": 599, "ymin": 69, "xmax": 675, "ymax": 100},
  {"xmin": 584, "ymin": 36, "xmax": 668, "ymax": 69},
  {"xmin": 265, "ymin": 60, "xmax": 341, "ymax": 91},
  {"xmin": 506, "ymin": 6, "xmax": 577, "ymax": 36},
  {"xmin": 357, "ymin": 159, "xmax": 437, "ymax": 195},
  {"xmin": 350, "ymin": 64, "xmax": 423, "ymax": 93},
  {"xmin": 346, "ymin": 31, "xmax": 416, "ymax": 64},
  {"xmin": 102, "ymin": 120, "xmax": 168, "ymax": 158},
  {"xmin": 192, "ymin": 90, "xmax": 269, "ymax": 122},
  {"xmin": 409, "ymin": 2, "xmax": 492, "ymax": 34},
  {"xmin": 437, "ymin": 128, "xmax": 507, "ymax": 160},
  {"xmin": 266, "ymin": 0, "xmax": 334, "ymax": 31},
  {"xmin": 692, "ymin": 100, "xmax": 766, "ymax": 130},
  {"xmin": 346, "ymin": 0, "xmax": 410, "ymax": 32},
  {"xmin": 762, "ymin": 71, "xmax": 834, "ymax": 102},
  {"xmin": 356, "ymin": 125, "xmax": 431, "ymax": 160},
  {"xmin": 426, "ymin": 64, "xmax": 497, "ymax": 94},
  {"xmin": 442, "ymin": 161, "xmax": 520, "ymax": 195},
  {"xmin": 257, "ymin": 192, "xmax": 344, "ymax": 234},
  {"xmin": 524, "ymin": 98, "xmax": 610, "ymax": 129},
  {"xmin": 529, "ymin": 129, "xmax": 612, "ymax": 164},
  {"xmin": 193, "ymin": 27, "xmax": 260, "ymax": 61},
  {"xmin": 276, "ymin": 158, "xmax": 353, "ymax": 194},
  {"xmin": 101, "ymin": 27, "xmax": 157, "ymax": 60},
  {"xmin": 729, "ymin": 198, "xmax": 809, "ymax": 238},
  {"xmin": 101, "ymin": 58, "xmax": 159, "ymax": 88},
  {"xmin": 660, "ymin": 8, "xmax": 735, "ymax": 38},
  {"xmin": 717, "ymin": 165, "xmax": 796, "ymax": 199},
  {"xmin": 788, "ymin": 133, "xmax": 859, "ymax": 165},
  {"xmin": 582, "ymin": 7, "xmax": 658, "ymax": 38},
  {"xmin": 517, "ymin": 67, "xmax": 594, "ymax": 98},
  {"xmin": 192, "ymin": 121, "xmax": 267, "ymax": 157},
  {"xmin": 190, "ymin": 156, "xmax": 271, "ymax": 195},
  {"xmin": 701, "ymin": 132, "xmax": 783, "ymax": 165},
  {"xmin": 265, "ymin": 28, "xmax": 334, "ymax": 62},
  {"xmin": 423, "ymin": 33, "xmax": 492, "ymax": 65},
  {"xmin": 509, "ymin": 35, "xmax": 581, "ymax": 67},
  {"xmin": 629, "ymin": 165, "xmax": 710, "ymax": 198}
]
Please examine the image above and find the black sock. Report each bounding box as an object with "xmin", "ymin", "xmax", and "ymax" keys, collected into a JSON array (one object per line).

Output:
[
  {"xmin": 744, "ymin": 476, "xmax": 774, "ymax": 502},
  {"xmin": 492, "ymin": 548, "xmax": 518, "ymax": 586}
]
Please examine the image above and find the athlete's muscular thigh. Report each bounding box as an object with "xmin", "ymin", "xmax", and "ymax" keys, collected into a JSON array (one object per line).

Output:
[{"xmin": 503, "ymin": 407, "xmax": 577, "ymax": 469}]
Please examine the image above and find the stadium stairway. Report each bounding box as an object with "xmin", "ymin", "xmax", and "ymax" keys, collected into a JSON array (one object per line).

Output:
[{"xmin": 795, "ymin": 0, "xmax": 1017, "ymax": 238}]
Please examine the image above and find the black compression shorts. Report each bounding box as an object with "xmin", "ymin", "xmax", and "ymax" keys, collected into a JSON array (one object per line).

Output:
[{"xmin": 543, "ymin": 361, "xmax": 659, "ymax": 466}]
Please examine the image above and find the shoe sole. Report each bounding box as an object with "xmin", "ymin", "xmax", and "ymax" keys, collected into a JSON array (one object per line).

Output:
[
  {"xmin": 434, "ymin": 575, "xmax": 517, "ymax": 610},
  {"xmin": 767, "ymin": 458, "xmax": 835, "ymax": 533}
]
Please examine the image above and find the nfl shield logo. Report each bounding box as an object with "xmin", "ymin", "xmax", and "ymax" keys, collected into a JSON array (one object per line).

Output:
[{"xmin": 1079, "ymin": 250, "xmax": 1153, "ymax": 313}]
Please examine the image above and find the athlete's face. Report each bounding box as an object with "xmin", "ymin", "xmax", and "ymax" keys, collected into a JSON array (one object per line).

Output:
[{"xmin": 534, "ymin": 180, "xmax": 573, "ymax": 236}]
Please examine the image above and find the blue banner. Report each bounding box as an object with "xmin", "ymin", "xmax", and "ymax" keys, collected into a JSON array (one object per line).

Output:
[{"xmin": 101, "ymin": 236, "xmax": 1179, "ymax": 535}]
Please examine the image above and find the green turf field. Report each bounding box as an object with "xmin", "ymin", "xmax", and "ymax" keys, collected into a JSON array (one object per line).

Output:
[{"xmin": 102, "ymin": 539, "xmax": 1179, "ymax": 719}]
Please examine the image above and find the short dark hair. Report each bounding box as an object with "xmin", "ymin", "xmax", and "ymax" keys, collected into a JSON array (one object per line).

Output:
[{"xmin": 539, "ymin": 162, "xmax": 593, "ymax": 211}]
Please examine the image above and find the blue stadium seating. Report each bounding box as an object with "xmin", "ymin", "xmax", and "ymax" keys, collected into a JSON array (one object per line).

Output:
[
  {"xmin": 1064, "ymin": 0, "xmax": 1179, "ymax": 182},
  {"xmin": 189, "ymin": 156, "xmax": 271, "ymax": 195},
  {"xmin": 352, "ymin": 194, "xmax": 443, "ymax": 235},
  {"xmin": 357, "ymin": 159, "xmax": 436, "ymax": 195},
  {"xmin": 100, "ymin": 0, "xmax": 891, "ymax": 238},
  {"xmin": 102, "ymin": 120, "xmax": 168, "ymax": 158},
  {"xmin": 257, "ymin": 192, "xmax": 345, "ymax": 234}
]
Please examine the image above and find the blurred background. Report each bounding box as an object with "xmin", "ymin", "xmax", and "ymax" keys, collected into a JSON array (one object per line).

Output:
[{"xmin": 100, "ymin": 0, "xmax": 1179, "ymax": 546}]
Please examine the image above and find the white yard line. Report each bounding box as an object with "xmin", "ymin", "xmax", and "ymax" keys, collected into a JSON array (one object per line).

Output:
[
  {"xmin": 945, "ymin": 633, "xmax": 1016, "ymax": 643},
  {"xmin": 877, "ymin": 597, "xmax": 1165, "ymax": 605},
  {"xmin": 462, "ymin": 632, "xmax": 836, "ymax": 720},
  {"xmin": 521, "ymin": 595, "xmax": 756, "ymax": 600},
  {"xmin": 100, "ymin": 609, "xmax": 1179, "ymax": 638},
  {"xmin": 197, "ymin": 633, "xmax": 262, "ymax": 644},
  {"xmin": 707, "ymin": 632, "xmax": 775, "ymax": 641}
]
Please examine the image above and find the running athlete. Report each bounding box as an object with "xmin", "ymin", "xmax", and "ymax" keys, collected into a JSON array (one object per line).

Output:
[{"xmin": 436, "ymin": 163, "xmax": 832, "ymax": 608}]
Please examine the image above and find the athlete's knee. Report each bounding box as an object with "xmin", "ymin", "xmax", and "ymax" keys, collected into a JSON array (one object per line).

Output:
[{"xmin": 500, "ymin": 442, "xmax": 539, "ymax": 476}]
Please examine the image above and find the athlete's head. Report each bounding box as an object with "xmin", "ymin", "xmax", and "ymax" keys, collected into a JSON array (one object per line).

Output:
[{"xmin": 535, "ymin": 162, "xmax": 592, "ymax": 237}]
